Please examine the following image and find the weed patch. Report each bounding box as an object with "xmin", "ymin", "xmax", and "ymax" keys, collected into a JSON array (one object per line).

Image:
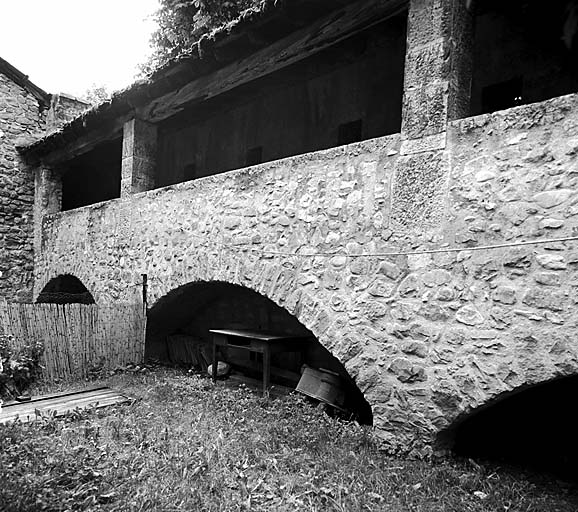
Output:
[{"xmin": 1, "ymin": 369, "xmax": 576, "ymax": 511}]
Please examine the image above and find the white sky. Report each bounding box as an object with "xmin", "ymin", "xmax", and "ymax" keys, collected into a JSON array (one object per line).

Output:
[{"xmin": 0, "ymin": 0, "xmax": 160, "ymax": 98}]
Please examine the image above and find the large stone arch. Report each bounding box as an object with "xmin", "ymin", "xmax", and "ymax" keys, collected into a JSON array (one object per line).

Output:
[
  {"xmin": 437, "ymin": 372, "xmax": 578, "ymax": 479},
  {"xmin": 145, "ymin": 271, "xmax": 375, "ymax": 424},
  {"xmin": 433, "ymin": 325, "xmax": 578, "ymax": 448},
  {"xmin": 144, "ymin": 250, "xmax": 353, "ymax": 373}
]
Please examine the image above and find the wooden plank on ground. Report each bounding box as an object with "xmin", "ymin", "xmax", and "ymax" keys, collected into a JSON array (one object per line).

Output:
[
  {"xmin": 1, "ymin": 386, "xmax": 110, "ymax": 407},
  {"xmin": 0, "ymin": 387, "xmax": 130, "ymax": 425}
]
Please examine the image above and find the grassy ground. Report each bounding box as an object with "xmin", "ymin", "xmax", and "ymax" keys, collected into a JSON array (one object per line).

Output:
[{"xmin": 1, "ymin": 369, "xmax": 577, "ymax": 512}]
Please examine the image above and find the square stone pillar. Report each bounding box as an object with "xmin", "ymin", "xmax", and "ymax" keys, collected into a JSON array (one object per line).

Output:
[
  {"xmin": 401, "ymin": 0, "xmax": 473, "ymax": 154},
  {"xmin": 35, "ymin": 167, "xmax": 62, "ymax": 216},
  {"xmin": 392, "ymin": 0, "xmax": 473, "ymax": 231},
  {"xmin": 121, "ymin": 118, "xmax": 157, "ymax": 196},
  {"xmin": 33, "ymin": 166, "xmax": 62, "ymax": 261}
]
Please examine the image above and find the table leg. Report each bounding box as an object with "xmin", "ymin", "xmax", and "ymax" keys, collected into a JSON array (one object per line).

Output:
[
  {"xmin": 212, "ymin": 337, "xmax": 218, "ymax": 384},
  {"xmin": 263, "ymin": 345, "xmax": 271, "ymax": 398}
]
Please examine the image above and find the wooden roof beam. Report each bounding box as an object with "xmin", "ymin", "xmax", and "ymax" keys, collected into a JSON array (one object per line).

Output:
[{"xmin": 138, "ymin": 0, "xmax": 407, "ymax": 123}]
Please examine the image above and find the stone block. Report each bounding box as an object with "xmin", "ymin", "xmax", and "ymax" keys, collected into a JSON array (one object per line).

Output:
[
  {"xmin": 378, "ymin": 260, "xmax": 402, "ymax": 280},
  {"xmin": 391, "ymin": 151, "xmax": 449, "ymax": 230},
  {"xmin": 455, "ymin": 305, "xmax": 484, "ymax": 325},
  {"xmin": 406, "ymin": 0, "xmax": 449, "ymax": 48},
  {"xmin": 401, "ymin": 340, "xmax": 429, "ymax": 358},
  {"xmin": 503, "ymin": 248, "xmax": 532, "ymax": 269},
  {"xmin": 536, "ymin": 254, "xmax": 567, "ymax": 270},
  {"xmin": 532, "ymin": 189, "xmax": 574, "ymax": 209},
  {"xmin": 122, "ymin": 118, "xmax": 157, "ymax": 159},
  {"xmin": 403, "ymin": 40, "xmax": 449, "ymax": 89},
  {"xmin": 492, "ymin": 286, "xmax": 517, "ymax": 305},
  {"xmin": 121, "ymin": 156, "xmax": 156, "ymax": 195},
  {"xmin": 419, "ymin": 302, "xmax": 451, "ymax": 321},
  {"xmin": 522, "ymin": 288, "xmax": 565, "ymax": 311},
  {"xmin": 389, "ymin": 357, "xmax": 427, "ymax": 383},
  {"xmin": 400, "ymin": 132, "xmax": 447, "ymax": 155},
  {"xmin": 402, "ymin": 82, "xmax": 449, "ymax": 140},
  {"xmin": 368, "ymin": 279, "xmax": 396, "ymax": 298},
  {"xmin": 535, "ymin": 272, "xmax": 561, "ymax": 286}
]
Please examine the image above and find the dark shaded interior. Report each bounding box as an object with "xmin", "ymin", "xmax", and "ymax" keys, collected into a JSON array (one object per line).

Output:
[
  {"xmin": 155, "ymin": 13, "xmax": 407, "ymax": 187},
  {"xmin": 445, "ymin": 375, "xmax": 578, "ymax": 482},
  {"xmin": 36, "ymin": 274, "xmax": 95, "ymax": 304},
  {"xmin": 471, "ymin": 0, "xmax": 578, "ymax": 115},
  {"xmin": 146, "ymin": 281, "xmax": 372, "ymax": 424},
  {"xmin": 61, "ymin": 138, "xmax": 122, "ymax": 211}
]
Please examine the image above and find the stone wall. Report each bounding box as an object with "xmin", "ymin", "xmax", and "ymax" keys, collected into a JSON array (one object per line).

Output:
[
  {"xmin": 45, "ymin": 93, "xmax": 90, "ymax": 133},
  {"xmin": 34, "ymin": 93, "xmax": 578, "ymax": 454},
  {"xmin": 0, "ymin": 72, "xmax": 45, "ymax": 302}
]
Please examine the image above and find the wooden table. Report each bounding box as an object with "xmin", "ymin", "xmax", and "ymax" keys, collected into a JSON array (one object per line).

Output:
[{"xmin": 209, "ymin": 329, "xmax": 309, "ymax": 396}]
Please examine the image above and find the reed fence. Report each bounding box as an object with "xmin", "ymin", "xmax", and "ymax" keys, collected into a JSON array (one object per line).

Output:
[{"xmin": 0, "ymin": 302, "xmax": 146, "ymax": 381}]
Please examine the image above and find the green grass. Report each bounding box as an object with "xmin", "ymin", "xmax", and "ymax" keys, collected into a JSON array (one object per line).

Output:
[{"xmin": 1, "ymin": 369, "xmax": 576, "ymax": 511}]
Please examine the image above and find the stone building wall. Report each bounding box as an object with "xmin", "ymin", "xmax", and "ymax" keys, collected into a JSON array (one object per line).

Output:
[
  {"xmin": 34, "ymin": 92, "xmax": 578, "ymax": 452},
  {"xmin": 45, "ymin": 93, "xmax": 90, "ymax": 133},
  {"xmin": 0, "ymin": 71, "xmax": 45, "ymax": 302}
]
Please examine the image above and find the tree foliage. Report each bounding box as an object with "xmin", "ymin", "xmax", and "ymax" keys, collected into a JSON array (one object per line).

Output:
[
  {"xmin": 82, "ymin": 83, "xmax": 111, "ymax": 106},
  {"xmin": 145, "ymin": 0, "xmax": 267, "ymax": 73}
]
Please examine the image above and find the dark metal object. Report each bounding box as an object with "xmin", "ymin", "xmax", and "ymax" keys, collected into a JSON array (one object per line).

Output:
[{"xmin": 296, "ymin": 366, "xmax": 347, "ymax": 411}]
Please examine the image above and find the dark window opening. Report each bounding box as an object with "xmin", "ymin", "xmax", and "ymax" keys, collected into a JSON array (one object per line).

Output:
[
  {"xmin": 245, "ymin": 146, "xmax": 263, "ymax": 166},
  {"xmin": 37, "ymin": 274, "xmax": 95, "ymax": 304},
  {"xmin": 146, "ymin": 281, "xmax": 373, "ymax": 425},
  {"xmin": 61, "ymin": 138, "xmax": 122, "ymax": 211},
  {"xmin": 441, "ymin": 375, "xmax": 578, "ymax": 482},
  {"xmin": 155, "ymin": 12, "xmax": 407, "ymax": 188},
  {"xmin": 471, "ymin": 0, "xmax": 578, "ymax": 116},
  {"xmin": 338, "ymin": 119, "xmax": 363, "ymax": 145},
  {"xmin": 481, "ymin": 77, "xmax": 523, "ymax": 114}
]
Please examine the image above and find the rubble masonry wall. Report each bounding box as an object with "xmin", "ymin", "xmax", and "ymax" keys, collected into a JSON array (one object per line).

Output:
[
  {"xmin": 0, "ymin": 72, "xmax": 44, "ymax": 302},
  {"xmin": 35, "ymin": 93, "xmax": 578, "ymax": 454}
]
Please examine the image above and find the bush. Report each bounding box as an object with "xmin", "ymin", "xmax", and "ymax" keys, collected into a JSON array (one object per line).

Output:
[{"xmin": 0, "ymin": 334, "xmax": 43, "ymax": 399}]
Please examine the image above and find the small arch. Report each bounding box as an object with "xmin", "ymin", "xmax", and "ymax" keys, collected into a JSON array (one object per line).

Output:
[
  {"xmin": 146, "ymin": 280, "xmax": 373, "ymax": 424},
  {"xmin": 438, "ymin": 375, "xmax": 578, "ymax": 481},
  {"xmin": 36, "ymin": 274, "xmax": 95, "ymax": 305}
]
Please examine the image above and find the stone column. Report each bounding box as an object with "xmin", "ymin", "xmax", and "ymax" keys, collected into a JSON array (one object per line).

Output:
[
  {"xmin": 401, "ymin": 0, "xmax": 473, "ymax": 154},
  {"xmin": 35, "ymin": 167, "xmax": 62, "ymax": 216},
  {"xmin": 121, "ymin": 118, "xmax": 157, "ymax": 197},
  {"xmin": 391, "ymin": 0, "xmax": 473, "ymax": 231},
  {"xmin": 33, "ymin": 166, "xmax": 62, "ymax": 266}
]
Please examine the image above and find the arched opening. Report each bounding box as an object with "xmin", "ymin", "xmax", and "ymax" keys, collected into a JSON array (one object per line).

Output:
[
  {"xmin": 440, "ymin": 375, "xmax": 578, "ymax": 481},
  {"xmin": 146, "ymin": 280, "xmax": 372, "ymax": 424},
  {"xmin": 36, "ymin": 274, "xmax": 95, "ymax": 304}
]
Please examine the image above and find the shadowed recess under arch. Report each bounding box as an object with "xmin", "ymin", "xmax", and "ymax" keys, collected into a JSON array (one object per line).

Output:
[
  {"xmin": 146, "ymin": 280, "xmax": 373, "ymax": 425},
  {"xmin": 439, "ymin": 375, "xmax": 578, "ymax": 482},
  {"xmin": 36, "ymin": 274, "xmax": 95, "ymax": 305}
]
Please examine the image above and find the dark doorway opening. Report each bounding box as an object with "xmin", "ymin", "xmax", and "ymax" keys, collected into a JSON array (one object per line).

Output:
[
  {"xmin": 443, "ymin": 375, "xmax": 578, "ymax": 482},
  {"xmin": 146, "ymin": 280, "xmax": 372, "ymax": 424},
  {"xmin": 61, "ymin": 138, "xmax": 122, "ymax": 211},
  {"xmin": 36, "ymin": 274, "xmax": 95, "ymax": 304},
  {"xmin": 471, "ymin": 0, "xmax": 578, "ymax": 115}
]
